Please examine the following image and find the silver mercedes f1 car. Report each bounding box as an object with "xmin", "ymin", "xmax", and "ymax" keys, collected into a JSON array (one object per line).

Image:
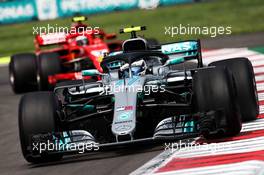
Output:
[{"xmin": 18, "ymin": 26, "xmax": 259, "ymax": 163}]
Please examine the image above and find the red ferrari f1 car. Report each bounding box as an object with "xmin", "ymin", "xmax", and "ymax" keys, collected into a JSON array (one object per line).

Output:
[{"xmin": 9, "ymin": 17, "xmax": 122, "ymax": 93}]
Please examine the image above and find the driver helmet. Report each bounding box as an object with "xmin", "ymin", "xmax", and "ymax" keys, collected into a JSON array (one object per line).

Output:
[
  {"xmin": 76, "ymin": 36, "xmax": 88, "ymax": 46},
  {"xmin": 131, "ymin": 60, "xmax": 147, "ymax": 76},
  {"xmin": 120, "ymin": 60, "xmax": 147, "ymax": 76}
]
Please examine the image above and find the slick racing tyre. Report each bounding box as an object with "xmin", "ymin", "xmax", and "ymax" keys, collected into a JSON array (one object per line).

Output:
[
  {"xmin": 9, "ymin": 53, "xmax": 38, "ymax": 93},
  {"xmin": 38, "ymin": 52, "xmax": 62, "ymax": 90},
  {"xmin": 19, "ymin": 92, "xmax": 63, "ymax": 163},
  {"xmin": 209, "ymin": 58, "xmax": 259, "ymax": 121},
  {"xmin": 193, "ymin": 67, "xmax": 242, "ymax": 139}
]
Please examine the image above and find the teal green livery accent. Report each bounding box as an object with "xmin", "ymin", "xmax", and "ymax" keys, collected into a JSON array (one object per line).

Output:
[
  {"xmin": 137, "ymin": 92, "xmax": 144, "ymax": 100},
  {"xmin": 161, "ymin": 41, "xmax": 198, "ymax": 55},
  {"xmin": 107, "ymin": 61, "xmax": 123, "ymax": 69},
  {"xmin": 168, "ymin": 57, "xmax": 185, "ymax": 65},
  {"xmin": 67, "ymin": 104, "xmax": 94, "ymax": 111},
  {"xmin": 82, "ymin": 69, "xmax": 100, "ymax": 76},
  {"xmin": 183, "ymin": 121, "xmax": 194, "ymax": 133}
]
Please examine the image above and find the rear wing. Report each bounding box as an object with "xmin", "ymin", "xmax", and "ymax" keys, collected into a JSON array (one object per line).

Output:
[
  {"xmin": 160, "ymin": 40, "xmax": 203, "ymax": 67},
  {"xmin": 35, "ymin": 33, "xmax": 67, "ymax": 46}
]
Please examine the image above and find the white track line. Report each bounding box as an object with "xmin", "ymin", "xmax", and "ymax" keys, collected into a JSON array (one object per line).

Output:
[
  {"xmin": 254, "ymin": 67, "xmax": 264, "ymax": 74},
  {"xmin": 248, "ymin": 54, "xmax": 264, "ymax": 61},
  {"xmin": 202, "ymin": 48, "xmax": 247, "ymax": 57},
  {"xmin": 257, "ymin": 83, "xmax": 264, "ymax": 91},
  {"xmin": 258, "ymin": 93, "xmax": 264, "ymax": 100},
  {"xmin": 251, "ymin": 60, "xmax": 264, "ymax": 67},
  {"xmin": 260, "ymin": 105, "xmax": 264, "ymax": 114},
  {"xmin": 202, "ymin": 49, "xmax": 264, "ymax": 66},
  {"xmin": 203, "ymin": 50, "xmax": 257, "ymax": 64},
  {"xmin": 256, "ymin": 75, "xmax": 264, "ymax": 82},
  {"xmin": 242, "ymin": 118, "xmax": 264, "ymax": 127}
]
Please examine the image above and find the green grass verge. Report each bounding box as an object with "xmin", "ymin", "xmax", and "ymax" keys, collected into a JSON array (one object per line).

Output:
[
  {"xmin": 0, "ymin": 0, "xmax": 264, "ymax": 56},
  {"xmin": 250, "ymin": 47, "xmax": 264, "ymax": 54}
]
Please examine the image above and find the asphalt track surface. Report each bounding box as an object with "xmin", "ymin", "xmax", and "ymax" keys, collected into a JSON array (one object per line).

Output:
[{"xmin": 0, "ymin": 33, "xmax": 264, "ymax": 175}]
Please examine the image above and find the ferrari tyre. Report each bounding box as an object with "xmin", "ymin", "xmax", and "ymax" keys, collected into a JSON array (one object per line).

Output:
[
  {"xmin": 9, "ymin": 53, "xmax": 38, "ymax": 93},
  {"xmin": 38, "ymin": 52, "xmax": 62, "ymax": 90}
]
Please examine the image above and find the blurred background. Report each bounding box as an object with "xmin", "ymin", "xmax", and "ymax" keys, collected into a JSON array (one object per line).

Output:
[
  {"xmin": 0, "ymin": 1, "xmax": 264, "ymax": 175},
  {"xmin": 0, "ymin": 0, "xmax": 264, "ymax": 57}
]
